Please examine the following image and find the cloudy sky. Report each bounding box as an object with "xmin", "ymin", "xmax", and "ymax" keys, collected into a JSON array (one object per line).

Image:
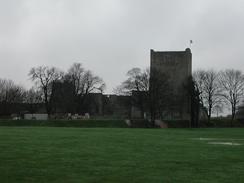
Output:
[{"xmin": 0, "ymin": 0, "xmax": 244, "ymax": 93}]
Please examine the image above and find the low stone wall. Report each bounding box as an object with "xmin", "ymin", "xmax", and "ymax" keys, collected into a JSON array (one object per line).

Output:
[{"xmin": 24, "ymin": 114, "xmax": 48, "ymax": 120}]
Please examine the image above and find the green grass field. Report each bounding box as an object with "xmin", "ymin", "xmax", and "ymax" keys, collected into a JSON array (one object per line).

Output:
[{"xmin": 0, "ymin": 127, "xmax": 244, "ymax": 183}]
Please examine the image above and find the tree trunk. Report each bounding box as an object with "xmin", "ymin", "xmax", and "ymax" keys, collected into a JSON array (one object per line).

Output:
[
  {"xmin": 44, "ymin": 88, "xmax": 50, "ymax": 115},
  {"xmin": 231, "ymin": 107, "xmax": 235, "ymax": 127}
]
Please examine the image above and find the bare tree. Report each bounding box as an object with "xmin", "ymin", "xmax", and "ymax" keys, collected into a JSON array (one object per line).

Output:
[
  {"xmin": 193, "ymin": 69, "xmax": 222, "ymax": 123},
  {"xmin": 66, "ymin": 63, "xmax": 106, "ymax": 113},
  {"xmin": 114, "ymin": 67, "xmax": 150, "ymax": 118},
  {"xmin": 82, "ymin": 70, "xmax": 106, "ymax": 94},
  {"xmin": 29, "ymin": 66, "xmax": 63, "ymax": 114},
  {"xmin": 67, "ymin": 63, "xmax": 106, "ymax": 96},
  {"xmin": 0, "ymin": 79, "xmax": 25, "ymax": 103},
  {"xmin": 67, "ymin": 63, "xmax": 84, "ymax": 96},
  {"xmin": 219, "ymin": 69, "xmax": 244, "ymax": 126},
  {"xmin": 0, "ymin": 79, "xmax": 25, "ymax": 115},
  {"xmin": 114, "ymin": 67, "xmax": 149, "ymax": 95}
]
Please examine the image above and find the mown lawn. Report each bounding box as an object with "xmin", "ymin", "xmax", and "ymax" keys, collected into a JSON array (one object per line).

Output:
[{"xmin": 0, "ymin": 127, "xmax": 244, "ymax": 183}]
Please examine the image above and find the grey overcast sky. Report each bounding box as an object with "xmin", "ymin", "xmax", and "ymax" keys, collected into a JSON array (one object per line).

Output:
[{"xmin": 0, "ymin": 0, "xmax": 244, "ymax": 93}]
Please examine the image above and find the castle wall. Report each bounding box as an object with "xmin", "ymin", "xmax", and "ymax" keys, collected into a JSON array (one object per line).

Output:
[{"xmin": 1, "ymin": 49, "xmax": 192, "ymax": 120}]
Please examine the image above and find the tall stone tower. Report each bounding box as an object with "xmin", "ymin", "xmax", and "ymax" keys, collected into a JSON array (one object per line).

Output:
[{"xmin": 150, "ymin": 48, "xmax": 192, "ymax": 120}]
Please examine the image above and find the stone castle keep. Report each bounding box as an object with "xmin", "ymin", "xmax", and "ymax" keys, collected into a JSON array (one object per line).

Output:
[{"xmin": 150, "ymin": 48, "xmax": 192, "ymax": 120}]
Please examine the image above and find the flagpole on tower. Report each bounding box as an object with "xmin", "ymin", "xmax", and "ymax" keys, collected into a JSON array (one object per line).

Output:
[{"xmin": 189, "ymin": 40, "xmax": 193, "ymax": 48}]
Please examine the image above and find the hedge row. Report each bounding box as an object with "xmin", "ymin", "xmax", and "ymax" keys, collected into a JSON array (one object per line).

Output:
[{"xmin": 0, "ymin": 119, "xmax": 128, "ymax": 128}]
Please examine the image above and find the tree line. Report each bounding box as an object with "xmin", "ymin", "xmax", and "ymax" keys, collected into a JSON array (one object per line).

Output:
[
  {"xmin": 193, "ymin": 69, "xmax": 244, "ymax": 126},
  {"xmin": 0, "ymin": 63, "xmax": 105, "ymax": 115}
]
